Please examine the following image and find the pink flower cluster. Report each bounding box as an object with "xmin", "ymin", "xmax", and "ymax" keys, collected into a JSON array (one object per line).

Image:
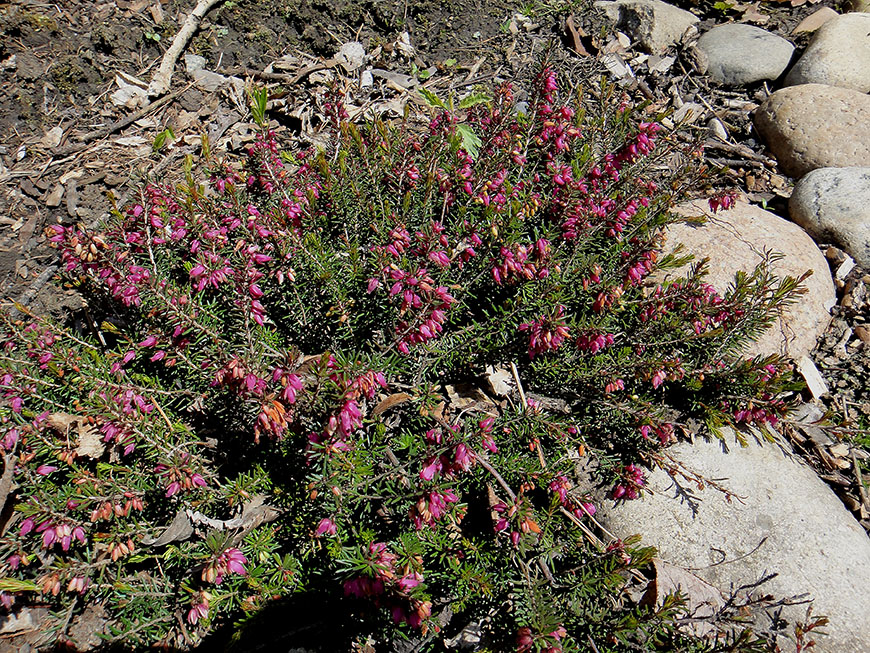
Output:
[
  {"xmin": 639, "ymin": 422, "xmax": 675, "ymax": 446},
  {"xmin": 575, "ymin": 330, "xmax": 615, "ymax": 354},
  {"xmin": 549, "ymin": 474, "xmax": 596, "ymax": 521},
  {"xmin": 343, "ymin": 542, "xmax": 431, "ymax": 629},
  {"xmin": 411, "ymin": 488, "xmax": 459, "ymax": 530},
  {"xmin": 519, "ymin": 305, "xmax": 570, "ymax": 358},
  {"xmin": 624, "ymin": 250, "xmax": 657, "ymax": 286},
  {"xmin": 388, "ymin": 268, "xmax": 456, "ymax": 354},
  {"xmin": 314, "ymin": 518, "xmax": 337, "ymax": 537},
  {"xmin": 309, "ymin": 367, "xmax": 387, "ymax": 456},
  {"xmin": 20, "ymin": 517, "xmax": 86, "ymax": 551},
  {"xmin": 493, "ymin": 497, "xmax": 538, "ymax": 549},
  {"xmin": 201, "ymin": 547, "xmax": 247, "ymax": 585},
  {"xmin": 478, "ymin": 416, "xmax": 498, "ymax": 454},
  {"xmin": 187, "ymin": 593, "xmax": 210, "ymax": 625},
  {"xmin": 611, "ymin": 464, "xmax": 646, "ymax": 500},
  {"xmin": 491, "ymin": 239, "xmax": 550, "ymax": 285},
  {"xmin": 648, "ymin": 358, "xmax": 686, "ymax": 389},
  {"xmin": 733, "ymin": 401, "xmax": 783, "ymax": 427},
  {"xmin": 155, "ymin": 453, "xmax": 207, "ymax": 497},
  {"xmin": 517, "ymin": 624, "xmax": 568, "ymax": 653},
  {"xmin": 708, "ymin": 190, "xmax": 738, "ymax": 213},
  {"xmin": 89, "ymin": 492, "xmax": 144, "ymax": 522},
  {"xmin": 419, "ymin": 425, "xmax": 476, "ymax": 482}
]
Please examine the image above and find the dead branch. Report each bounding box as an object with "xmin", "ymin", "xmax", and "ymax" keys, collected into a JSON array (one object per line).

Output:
[
  {"xmin": 148, "ymin": 0, "xmax": 226, "ymax": 97},
  {"xmin": 51, "ymin": 83, "xmax": 192, "ymax": 158}
]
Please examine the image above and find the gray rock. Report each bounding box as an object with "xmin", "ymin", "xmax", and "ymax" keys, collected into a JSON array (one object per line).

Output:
[
  {"xmin": 184, "ymin": 54, "xmax": 207, "ymax": 74},
  {"xmin": 697, "ymin": 23, "xmax": 794, "ymax": 85},
  {"xmin": 595, "ymin": 0, "xmax": 698, "ymax": 53},
  {"xmin": 784, "ymin": 13, "xmax": 870, "ymax": 92},
  {"xmin": 598, "ymin": 431, "xmax": 870, "ymax": 652},
  {"xmin": 191, "ymin": 69, "xmax": 244, "ymax": 95},
  {"xmin": 666, "ymin": 200, "xmax": 834, "ymax": 359},
  {"xmin": 335, "ymin": 41, "xmax": 366, "ymax": 72},
  {"xmin": 754, "ymin": 84, "xmax": 870, "ymax": 177},
  {"xmin": 789, "ymin": 167, "xmax": 870, "ymax": 269}
]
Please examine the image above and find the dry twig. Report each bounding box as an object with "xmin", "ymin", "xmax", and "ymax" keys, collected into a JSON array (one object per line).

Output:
[{"xmin": 148, "ymin": 0, "xmax": 226, "ymax": 97}]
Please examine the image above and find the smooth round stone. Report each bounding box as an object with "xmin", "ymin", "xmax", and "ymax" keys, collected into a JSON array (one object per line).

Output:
[
  {"xmin": 665, "ymin": 200, "xmax": 834, "ymax": 359},
  {"xmin": 754, "ymin": 84, "xmax": 870, "ymax": 178},
  {"xmin": 597, "ymin": 431, "xmax": 870, "ymax": 652},
  {"xmin": 595, "ymin": 0, "xmax": 699, "ymax": 53},
  {"xmin": 784, "ymin": 13, "xmax": 870, "ymax": 92},
  {"xmin": 790, "ymin": 167, "xmax": 870, "ymax": 269},
  {"xmin": 698, "ymin": 23, "xmax": 794, "ymax": 85}
]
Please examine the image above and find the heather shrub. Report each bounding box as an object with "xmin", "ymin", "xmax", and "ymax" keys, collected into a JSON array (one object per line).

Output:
[{"xmin": 0, "ymin": 69, "xmax": 804, "ymax": 650}]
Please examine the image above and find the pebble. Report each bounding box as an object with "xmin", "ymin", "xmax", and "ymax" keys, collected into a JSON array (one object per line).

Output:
[
  {"xmin": 184, "ymin": 54, "xmax": 207, "ymax": 74},
  {"xmin": 707, "ymin": 117, "xmax": 728, "ymax": 141},
  {"xmin": 666, "ymin": 200, "xmax": 834, "ymax": 359},
  {"xmin": 335, "ymin": 41, "xmax": 366, "ymax": 72},
  {"xmin": 789, "ymin": 167, "xmax": 870, "ymax": 270},
  {"xmin": 595, "ymin": 0, "xmax": 698, "ymax": 53},
  {"xmin": 784, "ymin": 13, "xmax": 870, "ymax": 92},
  {"xmin": 697, "ymin": 23, "xmax": 794, "ymax": 86},
  {"xmin": 753, "ymin": 84, "xmax": 870, "ymax": 177}
]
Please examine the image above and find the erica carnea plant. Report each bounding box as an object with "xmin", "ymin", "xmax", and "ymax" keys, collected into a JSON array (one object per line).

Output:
[{"xmin": 0, "ymin": 68, "xmax": 804, "ymax": 651}]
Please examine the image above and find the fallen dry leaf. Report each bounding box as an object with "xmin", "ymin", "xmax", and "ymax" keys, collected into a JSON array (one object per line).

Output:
[
  {"xmin": 565, "ymin": 15, "xmax": 592, "ymax": 57},
  {"xmin": 75, "ymin": 426, "xmax": 105, "ymax": 459},
  {"xmin": 141, "ymin": 509, "xmax": 194, "ymax": 546},
  {"xmin": 792, "ymin": 6, "xmax": 838, "ymax": 34},
  {"xmin": 47, "ymin": 413, "xmax": 105, "ymax": 459},
  {"xmin": 485, "ymin": 365, "xmax": 513, "ymax": 397},
  {"xmin": 737, "ymin": 2, "xmax": 770, "ymax": 23},
  {"xmin": 373, "ymin": 393, "xmax": 412, "ymax": 416}
]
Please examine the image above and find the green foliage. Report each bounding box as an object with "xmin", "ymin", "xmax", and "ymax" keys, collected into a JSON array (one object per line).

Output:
[
  {"xmin": 152, "ymin": 126, "xmax": 174, "ymax": 152},
  {"xmin": 0, "ymin": 67, "xmax": 804, "ymax": 650}
]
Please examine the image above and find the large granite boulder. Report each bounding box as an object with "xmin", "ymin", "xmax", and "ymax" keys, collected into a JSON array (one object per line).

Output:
[
  {"xmin": 789, "ymin": 167, "xmax": 870, "ymax": 269},
  {"xmin": 697, "ymin": 24, "xmax": 794, "ymax": 86},
  {"xmin": 784, "ymin": 12, "xmax": 870, "ymax": 92},
  {"xmin": 754, "ymin": 84, "xmax": 870, "ymax": 177},
  {"xmin": 665, "ymin": 200, "xmax": 834, "ymax": 359},
  {"xmin": 598, "ymin": 431, "xmax": 870, "ymax": 652}
]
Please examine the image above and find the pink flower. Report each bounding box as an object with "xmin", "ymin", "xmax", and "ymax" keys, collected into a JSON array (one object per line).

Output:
[
  {"xmin": 67, "ymin": 576, "xmax": 89, "ymax": 595},
  {"xmin": 19, "ymin": 518, "xmax": 34, "ymax": 537},
  {"xmin": 428, "ymin": 251, "xmax": 450, "ymax": 267},
  {"xmin": 187, "ymin": 600, "xmax": 209, "ymax": 625},
  {"xmin": 36, "ymin": 465, "xmax": 57, "ymax": 476},
  {"xmin": 398, "ymin": 572, "xmax": 423, "ymax": 592},
  {"xmin": 314, "ymin": 518, "xmax": 337, "ymax": 537},
  {"xmin": 223, "ymin": 548, "xmax": 247, "ymax": 576},
  {"xmin": 420, "ymin": 457, "xmax": 441, "ymax": 481}
]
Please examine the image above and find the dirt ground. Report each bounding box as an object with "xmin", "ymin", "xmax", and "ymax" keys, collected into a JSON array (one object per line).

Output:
[{"xmin": 0, "ymin": 0, "xmax": 525, "ymax": 313}]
